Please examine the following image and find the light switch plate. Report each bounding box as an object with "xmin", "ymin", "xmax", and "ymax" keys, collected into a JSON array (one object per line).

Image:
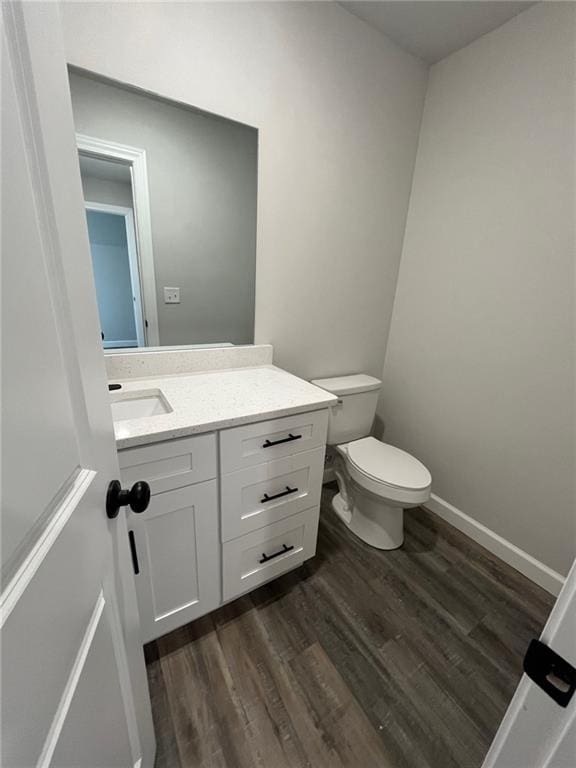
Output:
[{"xmin": 164, "ymin": 287, "xmax": 180, "ymax": 304}]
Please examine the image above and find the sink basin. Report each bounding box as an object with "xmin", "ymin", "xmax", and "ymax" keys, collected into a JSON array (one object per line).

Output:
[{"xmin": 110, "ymin": 389, "xmax": 172, "ymax": 422}]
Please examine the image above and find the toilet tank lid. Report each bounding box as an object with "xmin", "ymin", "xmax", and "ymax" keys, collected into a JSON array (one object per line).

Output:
[{"xmin": 310, "ymin": 374, "xmax": 381, "ymax": 396}]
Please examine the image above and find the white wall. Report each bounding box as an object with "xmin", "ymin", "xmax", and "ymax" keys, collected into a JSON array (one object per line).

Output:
[
  {"xmin": 379, "ymin": 3, "xmax": 575, "ymax": 575},
  {"xmin": 61, "ymin": 1, "xmax": 428, "ymax": 378}
]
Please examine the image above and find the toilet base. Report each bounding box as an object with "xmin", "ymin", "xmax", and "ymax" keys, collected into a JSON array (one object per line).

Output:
[{"xmin": 332, "ymin": 491, "xmax": 404, "ymax": 550}]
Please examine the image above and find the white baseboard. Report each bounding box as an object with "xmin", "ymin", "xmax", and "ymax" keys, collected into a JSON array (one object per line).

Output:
[{"xmin": 424, "ymin": 494, "xmax": 565, "ymax": 597}]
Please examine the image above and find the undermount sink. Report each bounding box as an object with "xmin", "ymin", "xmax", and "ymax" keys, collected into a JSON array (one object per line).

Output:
[{"xmin": 110, "ymin": 389, "xmax": 172, "ymax": 422}]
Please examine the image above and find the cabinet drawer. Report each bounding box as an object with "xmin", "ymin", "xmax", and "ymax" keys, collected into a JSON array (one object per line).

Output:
[
  {"xmin": 220, "ymin": 409, "xmax": 328, "ymax": 473},
  {"xmin": 222, "ymin": 507, "xmax": 319, "ymax": 601},
  {"xmin": 221, "ymin": 447, "xmax": 325, "ymax": 541},
  {"xmin": 119, "ymin": 433, "xmax": 216, "ymax": 494},
  {"xmin": 129, "ymin": 481, "xmax": 220, "ymax": 642}
]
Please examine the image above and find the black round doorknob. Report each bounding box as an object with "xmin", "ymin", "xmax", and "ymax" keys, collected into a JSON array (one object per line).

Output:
[{"xmin": 106, "ymin": 480, "xmax": 151, "ymax": 519}]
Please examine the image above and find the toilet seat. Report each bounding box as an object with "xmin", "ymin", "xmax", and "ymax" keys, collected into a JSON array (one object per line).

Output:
[
  {"xmin": 338, "ymin": 437, "xmax": 431, "ymax": 505},
  {"xmin": 347, "ymin": 437, "xmax": 431, "ymax": 490}
]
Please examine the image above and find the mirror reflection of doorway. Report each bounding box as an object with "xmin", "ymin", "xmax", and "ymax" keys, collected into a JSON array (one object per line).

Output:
[
  {"xmin": 79, "ymin": 152, "xmax": 146, "ymax": 348},
  {"xmin": 85, "ymin": 203, "xmax": 146, "ymax": 348}
]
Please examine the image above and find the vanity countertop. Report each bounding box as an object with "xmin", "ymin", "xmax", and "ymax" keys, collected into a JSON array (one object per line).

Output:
[{"xmin": 111, "ymin": 365, "xmax": 337, "ymax": 449}]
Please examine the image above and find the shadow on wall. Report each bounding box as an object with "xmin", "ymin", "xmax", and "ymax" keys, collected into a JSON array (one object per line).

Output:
[{"xmin": 372, "ymin": 413, "xmax": 386, "ymax": 442}]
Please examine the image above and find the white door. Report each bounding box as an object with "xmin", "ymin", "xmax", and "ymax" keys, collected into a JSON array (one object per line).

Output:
[
  {"xmin": 483, "ymin": 559, "xmax": 576, "ymax": 768},
  {"xmin": 1, "ymin": 3, "xmax": 155, "ymax": 767}
]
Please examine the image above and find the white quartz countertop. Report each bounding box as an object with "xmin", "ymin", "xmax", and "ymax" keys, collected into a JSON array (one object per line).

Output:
[{"xmin": 111, "ymin": 365, "xmax": 337, "ymax": 449}]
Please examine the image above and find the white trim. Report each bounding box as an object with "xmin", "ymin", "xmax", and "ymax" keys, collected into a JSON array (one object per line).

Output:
[
  {"xmin": 85, "ymin": 201, "xmax": 146, "ymax": 347},
  {"xmin": 85, "ymin": 201, "xmax": 132, "ymax": 215},
  {"xmin": 104, "ymin": 340, "xmax": 139, "ymax": 349},
  {"xmin": 0, "ymin": 469, "xmax": 97, "ymax": 627},
  {"xmin": 424, "ymin": 493, "xmax": 565, "ymax": 596},
  {"xmin": 76, "ymin": 134, "xmax": 160, "ymax": 345},
  {"xmin": 37, "ymin": 592, "xmax": 106, "ymax": 768}
]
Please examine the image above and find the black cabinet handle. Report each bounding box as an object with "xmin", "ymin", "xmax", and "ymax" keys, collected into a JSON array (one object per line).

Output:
[
  {"xmin": 258, "ymin": 543, "xmax": 294, "ymax": 564},
  {"xmin": 128, "ymin": 530, "xmax": 140, "ymax": 575},
  {"xmin": 262, "ymin": 433, "xmax": 302, "ymax": 448},
  {"xmin": 260, "ymin": 485, "xmax": 298, "ymax": 504}
]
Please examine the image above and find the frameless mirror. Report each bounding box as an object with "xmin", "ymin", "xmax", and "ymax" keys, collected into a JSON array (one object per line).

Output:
[{"xmin": 68, "ymin": 69, "xmax": 258, "ymax": 350}]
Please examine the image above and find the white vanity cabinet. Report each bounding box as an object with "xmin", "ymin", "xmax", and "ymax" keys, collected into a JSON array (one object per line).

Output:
[{"xmin": 118, "ymin": 409, "xmax": 329, "ymax": 642}]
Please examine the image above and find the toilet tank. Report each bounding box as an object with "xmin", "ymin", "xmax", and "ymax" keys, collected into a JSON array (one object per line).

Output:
[{"xmin": 310, "ymin": 374, "xmax": 382, "ymax": 445}]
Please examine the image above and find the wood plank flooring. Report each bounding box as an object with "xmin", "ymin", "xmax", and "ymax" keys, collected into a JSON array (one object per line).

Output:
[{"xmin": 145, "ymin": 484, "xmax": 554, "ymax": 768}]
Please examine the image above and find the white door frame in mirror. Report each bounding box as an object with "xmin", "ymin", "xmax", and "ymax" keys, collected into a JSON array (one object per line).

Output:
[
  {"xmin": 85, "ymin": 201, "xmax": 146, "ymax": 348},
  {"xmin": 76, "ymin": 133, "xmax": 160, "ymax": 346}
]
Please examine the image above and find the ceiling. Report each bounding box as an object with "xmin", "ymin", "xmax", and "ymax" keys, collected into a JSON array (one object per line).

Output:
[{"xmin": 339, "ymin": 1, "xmax": 537, "ymax": 64}]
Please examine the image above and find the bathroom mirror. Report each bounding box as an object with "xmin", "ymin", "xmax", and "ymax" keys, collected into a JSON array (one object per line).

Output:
[{"xmin": 68, "ymin": 69, "xmax": 258, "ymax": 350}]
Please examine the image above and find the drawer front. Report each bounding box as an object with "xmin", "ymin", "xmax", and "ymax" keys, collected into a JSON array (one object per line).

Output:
[
  {"xmin": 220, "ymin": 409, "xmax": 329, "ymax": 473},
  {"xmin": 119, "ymin": 433, "xmax": 216, "ymax": 494},
  {"xmin": 222, "ymin": 507, "xmax": 319, "ymax": 601},
  {"xmin": 221, "ymin": 447, "xmax": 325, "ymax": 541},
  {"xmin": 129, "ymin": 481, "xmax": 220, "ymax": 642}
]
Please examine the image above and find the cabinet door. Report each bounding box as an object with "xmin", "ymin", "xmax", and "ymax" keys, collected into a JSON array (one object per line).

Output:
[{"xmin": 129, "ymin": 481, "xmax": 220, "ymax": 642}]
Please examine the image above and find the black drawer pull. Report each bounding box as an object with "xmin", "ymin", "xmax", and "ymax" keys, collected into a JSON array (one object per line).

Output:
[
  {"xmin": 128, "ymin": 530, "xmax": 140, "ymax": 575},
  {"xmin": 260, "ymin": 485, "xmax": 298, "ymax": 504},
  {"xmin": 259, "ymin": 543, "xmax": 294, "ymax": 564},
  {"xmin": 262, "ymin": 433, "xmax": 302, "ymax": 448}
]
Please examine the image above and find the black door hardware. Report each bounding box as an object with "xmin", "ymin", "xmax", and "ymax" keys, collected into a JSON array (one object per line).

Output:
[
  {"xmin": 128, "ymin": 530, "xmax": 140, "ymax": 575},
  {"xmin": 260, "ymin": 486, "xmax": 299, "ymax": 504},
  {"xmin": 258, "ymin": 543, "xmax": 294, "ymax": 564},
  {"xmin": 106, "ymin": 480, "xmax": 151, "ymax": 519},
  {"xmin": 108, "ymin": 383, "xmax": 122, "ymax": 391},
  {"xmin": 523, "ymin": 639, "xmax": 576, "ymax": 707},
  {"xmin": 262, "ymin": 433, "xmax": 302, "ymax": 448}
]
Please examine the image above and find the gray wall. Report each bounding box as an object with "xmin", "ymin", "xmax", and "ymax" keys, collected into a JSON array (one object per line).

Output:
[
  {"xmin": 62, "ymin": 1, "xmax": 428, "ymax": 377},
  {"xmin": 69, "ymin": 72, "xmax": 258, "ymax": 347},
  {"xmin": 86, "ymin": 210, "xmax": 137, "ymax": 346},
  {"xmin": 379, "ymin": 3, "xmax": 575, "ymax": 575}
]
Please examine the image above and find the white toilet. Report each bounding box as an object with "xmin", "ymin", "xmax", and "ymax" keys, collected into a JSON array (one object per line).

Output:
[{"xmin": 311, "ymin": 374, "xmax": 432, "ymax": 550}]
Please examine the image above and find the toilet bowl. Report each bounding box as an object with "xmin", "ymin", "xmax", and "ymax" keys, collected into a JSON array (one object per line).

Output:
[
  {"xmin": 332, "ymin": 437, "xmax": 431, "ymax": 549},
  {"xmin": 310, "ymin": 374, "xmax": 432, "ymax": 550}
]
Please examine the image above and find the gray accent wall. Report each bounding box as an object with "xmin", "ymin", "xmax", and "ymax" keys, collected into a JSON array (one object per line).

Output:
[
  {"xmin": 379, "ymin": 3, "xmax": 575, "ymax": 575},
  {"xmin": 69, "ymin": 72, "xmax": 258, "ymax": 347}
]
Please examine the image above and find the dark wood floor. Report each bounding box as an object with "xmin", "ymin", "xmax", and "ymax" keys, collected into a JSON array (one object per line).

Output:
[{"xmin": 145, "ymin": 484, "xmax": 554, "ymax": 768}]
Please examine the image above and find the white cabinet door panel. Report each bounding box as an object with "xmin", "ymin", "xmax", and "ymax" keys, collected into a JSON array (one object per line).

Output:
[
  {"xmin": 119, "ymin": 433, "xmax": 217, "ymax": 495},
  {"xmin": 221, "ymin": 448, "xmax": 325, "ymax": 541},
  {"xmin": 131, "ymin": 481, "xmax": 220, "ymax": 642},
  {"xmin": 220, "ymin": 410, "xmax": 328, "ymax": 472}
]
